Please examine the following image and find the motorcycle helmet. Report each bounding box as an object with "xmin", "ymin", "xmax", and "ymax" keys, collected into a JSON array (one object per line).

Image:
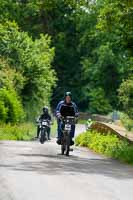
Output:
[
  {"xmin": 43, "ymin": 106, "xmax": 49, "ymax": 114},
  {"xmin": 64, "ymin": 91, "xmax": 72, "ymax": 98}
]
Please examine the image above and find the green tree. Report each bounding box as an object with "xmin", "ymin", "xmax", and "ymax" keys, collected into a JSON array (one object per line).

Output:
[
  {"xmin": 0, "ymin": 57, "xmax": 25, "ymax": 94},
  {"xmin": 97, "ymin": 0, "xmax": 133, "ymax": 55},
  {"xmin": 88, "ymin": 87, "xmax": 112, "ymax": 114},
  {"xmin": 0, "ymin": 57, "xmax": 25, "ymax": 123},
  {"xmin": 0, "ymin": 21, "xmax": 56, "ymax": 119},
  {"xmin": 0, "ymin": 0, "xmax": 132, "ymax": 115},
  {"xmin": 0, "ymin": 88, "xmax": 25, "ymax": 123},
  {"xmin": 119, "ymin": 76, "xmax": 133, "ymax": 118},
  {"xmin": 76, "ymin": 0, "xmax": 132, "ymax": 112},
  {"xmin": 0, "ymin": 0, "xmax": 81, "ymax": 106}
]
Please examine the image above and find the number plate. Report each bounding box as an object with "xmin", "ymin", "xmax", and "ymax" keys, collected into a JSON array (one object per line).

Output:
[
  {"xmin": 42, "ymin": 121, "xmax": 47, "ymax": 126},
  {"xmin": 65, "ymin": 124, "xmax": 71, "ymax": 131}
]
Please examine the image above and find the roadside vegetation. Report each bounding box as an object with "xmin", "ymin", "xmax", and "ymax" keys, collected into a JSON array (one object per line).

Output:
[
  {"xmin": 76, "ymin": 131, "xmax": 133, "ymax": 164},
  {"xmin": 0, "ymin": 18, "xmax": 56, "ymax": 139},
  {"xmin": 78, "ymin": 119, "xmax": 87, "ymax": 125},
  {"xmin": 120, "ymin": 113, "xmax": 133, "ymax": 132},
  {"xmin": 51, "ymin": 119, "xmax": 57, "ymax": 137},
  {"xmin": 0, "ymin": 123, "xmax": 36, "ymax": 141},
  {"xmin": 0, "ymin": 120, "xmax": 57, "ymax": 141}
]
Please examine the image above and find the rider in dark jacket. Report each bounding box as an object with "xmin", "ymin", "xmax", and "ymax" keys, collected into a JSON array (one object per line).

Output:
[
  {"xmin": 56, "ymin": 92, "xmax": 79, "ymax": 145},
  {"xmin": 36, "ymin": 107, "xmax": 51, "ymax": 140}
]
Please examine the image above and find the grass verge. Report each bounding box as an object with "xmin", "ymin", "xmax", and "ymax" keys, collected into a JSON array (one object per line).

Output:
[
  {"xmin": 78, "ymin": 119, "xmax": 86, "ymax": 124},
  {"xmin": 0, "ymin": 123, "xmax": 36, "ymax": 141},
  {"xmin": 0, "ymin": 120, "xmax": 57, "ymax": 141},
  {"xmin": 51, "ymin": 120, "xmax": 57, "ymax": 137},
  {"xmin": 75, "ymin": 131, "xmax": 133, "ymax": 164}
]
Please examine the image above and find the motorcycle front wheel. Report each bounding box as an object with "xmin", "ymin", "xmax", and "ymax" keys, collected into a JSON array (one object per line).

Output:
[
  {"xmin": 65, "ymin": 135, "xmax": 70, "ymax": 156},
  {"xmin": 61, "ymin": 134, "xmax": 70, "ymax": 156},
  {"xmin": 40, "ymin": 129, "xmax": 46, "ymax": 144}
]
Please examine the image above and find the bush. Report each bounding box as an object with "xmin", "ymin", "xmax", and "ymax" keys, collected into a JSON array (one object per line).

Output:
[
  {"xmin": 120, "ymin": 112, "xmax": 133, "ymax": 132},
  {"xmin": 0, "ymin": 100, "xmax": 8, "ymax": 122},
  {"xmin": 0, "ymin": 57, "xmax": 25, "ymax": 94},
  {"xmin": 0, "ymin": 88, "xmax": 25, "ymax": 123},
  {"xmin": 75, "ymin": 131, "xmax": 133, "ymax": 164},
  {"xmin": 118, "ymin": 76, "xmax": 133, "ymax": 118},
  {"xmin": 0, "ymin": 21, "xmax": 56, "ymax": 120},
  {"xmin": 0, "ymin": 123, "xmax": 36, "ymax": 141}
]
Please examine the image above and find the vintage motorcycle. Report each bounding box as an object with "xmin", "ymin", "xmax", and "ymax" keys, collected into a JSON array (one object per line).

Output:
[
  {"xmin": 37, "ymin": 119, "xmax": 50, "ymax": 144},
  {"xmin": 60, "ymin": 116, "xmax": 76, "ymax": 156}
]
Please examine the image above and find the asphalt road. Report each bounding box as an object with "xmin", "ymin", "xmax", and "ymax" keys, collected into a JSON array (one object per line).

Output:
[{"xmin": 0, "ymin": 125, "xmax": 133, "ymax": 200}]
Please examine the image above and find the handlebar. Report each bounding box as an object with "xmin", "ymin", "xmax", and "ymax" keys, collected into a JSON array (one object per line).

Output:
[{"xmin": 60, "ymin": 116, "xmax": 78, "ymax": 124}]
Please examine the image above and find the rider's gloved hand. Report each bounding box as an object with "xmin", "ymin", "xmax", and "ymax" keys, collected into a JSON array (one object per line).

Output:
[{"xmin": 57, "ymin": 113, "xmax": 62, "ymax": 119}]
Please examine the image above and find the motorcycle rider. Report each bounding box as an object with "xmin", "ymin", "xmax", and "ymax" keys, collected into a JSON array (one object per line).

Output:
[
  {"xmin": 36, "ymin": 106, "xmax": 52, "ymax": 140},
  {"xmin": 56, "ymin": 92, "xmax": 79, "ymax": 145}
]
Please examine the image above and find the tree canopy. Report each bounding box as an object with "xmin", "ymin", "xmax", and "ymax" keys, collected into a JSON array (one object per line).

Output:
[
  {"xmin": 0, "ymin": 21, "xmax": 56, "ymax": 122},
  {"xmin": 0, "ymin": 0, "xmax": 132, "ymax": 122}
]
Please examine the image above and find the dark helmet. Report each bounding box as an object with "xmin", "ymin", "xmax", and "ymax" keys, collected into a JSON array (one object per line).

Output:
[
  {"xmin": 64, "ymin": 91, "xmax": 72, "ymax": 98},
  {"xmin": 43, "ymin": 106, "xmax": 49, "ymax": 114}
]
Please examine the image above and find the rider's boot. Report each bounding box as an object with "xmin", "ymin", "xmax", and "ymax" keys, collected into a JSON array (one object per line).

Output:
[
  {"xmin": 56, "ymin": 138, "xmax": 61, "ymax": 145},
  {"xmin": 70, "ymin": 139, "xmax": 74, "ymax": 146}
]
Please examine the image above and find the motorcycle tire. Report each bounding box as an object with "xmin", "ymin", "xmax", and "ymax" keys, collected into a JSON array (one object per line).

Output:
[
  {"xmin": 40, "ymin": 130, "xmax": 46, "ymax": 144},
  {"xmin": 65, "ymin": 136, "xmax": 70, "ymax": 156}
]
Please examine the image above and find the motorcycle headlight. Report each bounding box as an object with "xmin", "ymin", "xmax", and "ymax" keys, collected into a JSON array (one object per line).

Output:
[{"xmin": 42, "ymin": 121, "xmax": 47, "ymax": 126}]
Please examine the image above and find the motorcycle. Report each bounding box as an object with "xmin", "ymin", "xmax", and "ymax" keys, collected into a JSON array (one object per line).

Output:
[
  {"xmin": 60, "ymin": 116, "xmax": 76, "ymax": 156},
  {"xmin": 38, "ymin": 120, "xmax": 50, "ymax": 144}
]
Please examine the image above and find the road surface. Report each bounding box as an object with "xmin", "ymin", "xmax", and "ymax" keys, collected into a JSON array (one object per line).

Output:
[{"xmin": 0, "ymin": 125, "xmax": 133, "ymax": 200}]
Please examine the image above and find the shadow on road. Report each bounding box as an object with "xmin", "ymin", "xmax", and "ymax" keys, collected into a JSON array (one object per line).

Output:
[{"xmin": 0, "ymin": 152, "xmax": 133, "ymax": 180}]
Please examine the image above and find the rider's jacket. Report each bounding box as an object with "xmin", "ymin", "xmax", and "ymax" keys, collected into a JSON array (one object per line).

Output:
[{"xmin": 56, "ymin": 100, "xmax": 79, "ymax": 118}]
